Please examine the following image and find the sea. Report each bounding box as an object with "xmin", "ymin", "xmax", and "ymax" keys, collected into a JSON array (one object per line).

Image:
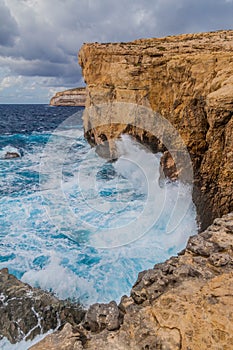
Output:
[{"xmin": 0, "ymin": 104, "xmax": 197, "ymax": 348}]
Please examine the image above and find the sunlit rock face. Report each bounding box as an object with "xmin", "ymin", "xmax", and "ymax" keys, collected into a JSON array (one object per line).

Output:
[
  {"xmin": 50, "ymin": 87, "xmax": 86, "ymax": 106},
  {"xmin": 79, "ymin": 30, "xmax": 233, "ymax": 230},
  {"xmin": 5, "ymin": 30, "xmax": 233, "ymax": 350}
]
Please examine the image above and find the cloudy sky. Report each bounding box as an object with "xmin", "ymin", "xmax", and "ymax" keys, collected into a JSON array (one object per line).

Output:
[{"xmin": 0, "ymin": 0, "xmax": 232, "ymax": 103}]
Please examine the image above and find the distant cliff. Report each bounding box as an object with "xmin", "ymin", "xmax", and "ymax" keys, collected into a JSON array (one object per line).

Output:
[
  {"xmin": 79, "ymin": 30, "xmax": 233, "ymax": 230},
  {"xmin": 50, "ymin": 87, "xmax": 86, "ymax": 106}
]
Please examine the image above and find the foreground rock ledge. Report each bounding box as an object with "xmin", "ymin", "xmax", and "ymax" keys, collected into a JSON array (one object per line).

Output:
[
  {"xmin": 78, "ymin": 30, "xmax": 233, "ymax": 230},
  {"xmin": 30, "ymin": 212, "xmax": 233, "ymax": 350},
  {"xmin": 0, "ymin": 270, "xmax": 85, "ymax": 343}
]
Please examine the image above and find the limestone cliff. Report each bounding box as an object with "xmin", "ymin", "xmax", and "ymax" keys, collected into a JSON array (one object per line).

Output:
[
  {"xmin": 3, "ymin": 30, "xmax": 233, "ymax": 350},
  {"xmin": 50, "ymin": 87, "xmax": 86, "ymax": 106},
  {"xmin": 78, "ymin": 30, "xmax": 233, "ymax": 230}
]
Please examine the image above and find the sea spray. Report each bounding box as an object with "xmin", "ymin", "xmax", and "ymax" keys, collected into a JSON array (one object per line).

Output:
[{"xmin": 1, "ymin": 130, "xmax": 197, "ymax": 305}]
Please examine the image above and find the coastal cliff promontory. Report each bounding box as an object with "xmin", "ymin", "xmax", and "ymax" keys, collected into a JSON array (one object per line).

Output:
[
  {"xmin": 79, "ymin": 30, "xmax": 233, "ymax": 230},
  {"xmin": 50, "ymin": 87, "xmax": 86, "ymax": 106},
  {"xmin": 5, "ymin": 30, "xmax": 233, "ymax": 350}
]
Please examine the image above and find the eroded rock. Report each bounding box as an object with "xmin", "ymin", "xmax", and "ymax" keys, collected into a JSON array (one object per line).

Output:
[
  {"xmin": 29, "ymin": 323, "xmax": 85, "ymax": 350},
  {"xmin": 83, "ymin": 301, "xmax": 121, "ymax": 332}
]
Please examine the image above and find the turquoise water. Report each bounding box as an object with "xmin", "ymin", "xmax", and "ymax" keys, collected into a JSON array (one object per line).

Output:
[{"xmin": 0, "ymin": 105, "xmax": 197, "ymax": 307}]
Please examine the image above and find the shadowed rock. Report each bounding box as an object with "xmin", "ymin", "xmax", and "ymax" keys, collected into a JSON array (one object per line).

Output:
[
  {"xmin": 0, "ymin": 269, "xmax": 85, "ymax": 344},
  {"xmin": 4, "ymin": 151, "xmax": 21, "ymax": 159}
]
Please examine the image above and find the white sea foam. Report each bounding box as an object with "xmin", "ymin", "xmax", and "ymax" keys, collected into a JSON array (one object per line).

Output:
[
  {"xmin": 0, "ymin": 132, "xmax": 197, "ymax": 306},
  {"xmin": 0, "ymin": 331, "xmax": 52, "ymax": 350},
  {"xmin": 22, "ymin": 253, "xmax": 98, "ymax": 306}
]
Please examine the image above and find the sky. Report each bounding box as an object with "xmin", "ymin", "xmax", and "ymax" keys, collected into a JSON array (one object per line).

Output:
[{"xmin": 0, "ymin": 0, "xmax": 232, "ymax": 104}]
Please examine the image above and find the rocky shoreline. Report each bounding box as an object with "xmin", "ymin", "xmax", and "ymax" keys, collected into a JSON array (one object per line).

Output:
[
  {"xmin": 1, "ymin": 213, "xmax": 232, "ymax": 349},
  {"xmin": 0, "ymin": 269, "xmax": 85, "ymax": 344},
  {"xmin": 1, "ymin": 30, "xmax": 232, "ymax": 349},
  {"xmin": 31, "ymin": 212, "xmax": 233, "ymax": 350}
]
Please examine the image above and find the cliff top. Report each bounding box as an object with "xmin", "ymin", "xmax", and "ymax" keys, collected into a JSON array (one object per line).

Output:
[
  {"xmin": 53, "ymin": 87, "xmax": 86, "ymax": 97},
  {"xmin": 80, "ymin": 30, "xmax": 233, "ymax": 59}
]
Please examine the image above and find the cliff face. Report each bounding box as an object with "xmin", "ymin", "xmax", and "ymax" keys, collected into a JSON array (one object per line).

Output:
[
  {"xmin": 5, "ymin": 30, "xmax": 233, "ymax": 350},
  {"xmin": 50, "ymin": 87, "xmax": 86, "ymax": 106},
  {"xmin": 78, "ymin": 30, "xmax": 233, "ymax": 230}
]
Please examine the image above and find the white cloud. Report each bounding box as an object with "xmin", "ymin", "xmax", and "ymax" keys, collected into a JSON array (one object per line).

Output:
[{"xmin": 0, "ymin": 75, "xmax": 23, "ymax": 90}]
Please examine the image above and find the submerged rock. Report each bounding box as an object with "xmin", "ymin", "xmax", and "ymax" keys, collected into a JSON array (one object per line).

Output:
[{"xmin": 4, "ymin": 151, "xmax": 21, "ymax": 159}]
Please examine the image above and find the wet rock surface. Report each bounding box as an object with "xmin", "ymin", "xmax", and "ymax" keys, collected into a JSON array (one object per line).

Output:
[
  {"xmin": 4, "ymin": 151, "xmax": 21, "ymax": 159},
  {"xmin": 0, "ymin": 269, "xmax": 85, "ymax": 343},
  {"xmin": 31, "ymin": 212, "xmax": 233, "ymax": 350}
]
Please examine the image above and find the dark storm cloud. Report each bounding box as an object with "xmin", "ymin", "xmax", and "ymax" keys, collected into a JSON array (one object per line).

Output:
[
  {"xmin": 153, "ymin": 0, "xmax": 233, "ymax": 36},
  {"xmin": 2, "ymin": 58, "xmax": 76, "ymax": 77},
  {"xmin": 0, "ymin": 0, "xmax": 233, "ymax": 101},
  {"xmin": 0, "ymin": 0, "xmax": 19, "ymax": 46}
]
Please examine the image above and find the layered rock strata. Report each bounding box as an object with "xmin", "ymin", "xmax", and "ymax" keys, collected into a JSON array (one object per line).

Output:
[
  {"xmin": 2, "ymin": 30, "xmax": 233, "ymax": 350},
  {"xmin": 50, "ymin": 87, "xmax": 86, "ymax": 106},
  {"xmin": 78, "ymin": 30, "xmax": 233, "ymax": 230},
  {"xmin": 31, "ymin": 212, "xmax": 233, "ymax": 350}
]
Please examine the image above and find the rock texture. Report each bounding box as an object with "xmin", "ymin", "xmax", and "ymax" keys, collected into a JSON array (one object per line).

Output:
[
  {"xmin": 78, "ymin": 30, "xmax": 233, "ymax": 230},
  {"xmin": 0, "ymin": 268, "xmax": 85, "ymax": 343},
  {"xmin": 50, "ymin": 87, "xmax": 86, "ymax": 106},
  {"xmin": 5, "ymin": 30, "xmax": 233, "ymax": 350},
  {"xmin": 31, "ymin": 212, "xmax": 233, "ymax": 350},
  {"xmin": 4, "ymin": 151, "xmax": 21, "ymax": 159}
]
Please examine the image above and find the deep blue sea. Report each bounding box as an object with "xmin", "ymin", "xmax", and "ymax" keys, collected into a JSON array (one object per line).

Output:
[{"xmin": 0, "ymin": 104, "xmax": 197, "ymax": 312}]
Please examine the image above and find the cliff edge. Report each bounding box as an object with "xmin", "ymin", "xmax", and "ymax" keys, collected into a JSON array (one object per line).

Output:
[
  {"xmin": 3, "ymin": 30, "xmax": 233, "ymax": 350},
  {"xmin": 50, "ymin": 87, "xmax": 86, "ymax": 106},
  {"xmin": 79, "ymin": 30, "xmax": 233, "ymax": 230}
]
